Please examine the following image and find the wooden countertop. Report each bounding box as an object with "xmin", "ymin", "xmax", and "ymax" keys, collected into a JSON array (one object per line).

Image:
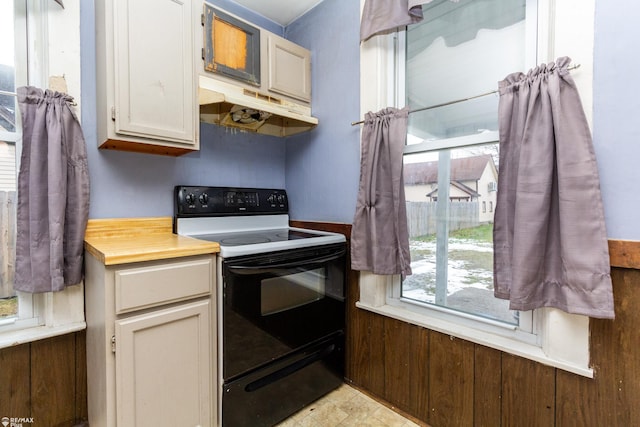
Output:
[{"xmin": 84, "ymin": 217, "xmax": 219, "ymax": 266}]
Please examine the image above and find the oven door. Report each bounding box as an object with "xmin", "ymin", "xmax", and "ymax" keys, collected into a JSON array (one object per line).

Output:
[{"xmin": 221, "ymin": 242, "xmax": 346, "ymax": 381}]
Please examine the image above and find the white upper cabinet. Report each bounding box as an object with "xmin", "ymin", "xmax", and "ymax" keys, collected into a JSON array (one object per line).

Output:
[
  {"xmin": 267, "ymin": 34, "xmax": 311, "ymax": 103},
  {"xmin": 113, "ymin": 0, "xmax": 195, "ymax": 142},
  {"xmin": 96, "ymin": 0, "xmax": 199, "ymax": 156}
]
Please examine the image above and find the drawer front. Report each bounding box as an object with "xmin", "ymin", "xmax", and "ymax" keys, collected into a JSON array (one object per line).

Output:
[{"xmin": 115, "ymin": 256, "xmax": 213, "ymax": 314}]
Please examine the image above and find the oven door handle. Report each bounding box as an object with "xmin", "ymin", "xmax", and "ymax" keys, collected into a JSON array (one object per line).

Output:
[{"xmin": 226, "ymin": 248, "xmax": 346, "ymax": 272}]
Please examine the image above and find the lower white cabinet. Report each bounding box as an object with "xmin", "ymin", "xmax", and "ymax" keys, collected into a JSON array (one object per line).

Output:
[
  {"xmin": 85, "ymin": 253, "xmax": 216, "ymax": 427},
  {"xmin": 115, "ymin": 300, "xmax": 211, "ymax": 426}
]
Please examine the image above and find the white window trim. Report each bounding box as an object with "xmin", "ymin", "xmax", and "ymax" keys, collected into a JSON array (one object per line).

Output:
[
  {"xmin": 358, "ymin": 0, "xmax": 595, "ymax": 378},
  {"xmin": 0, "ymin": 286, "xmax": 86, "ymax": 348},
  {"xmin": 0, "ymin": 0, "xmax": 85, "ymax": 349},
  {"xmin": 357, "ymin": 274, "xmax": 591, "ymax": 377}
]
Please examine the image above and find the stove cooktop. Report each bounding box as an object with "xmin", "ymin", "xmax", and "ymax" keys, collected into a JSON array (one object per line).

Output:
[
  {"xmin": 191, "ymin": 228, "xmax": 323, "ymax": 246},
  {"xmin": 185, "ymin": 225, "xmax": 345, "ymax": 258},
  {"xmin": 173, "ymin": 186, "xmax": 346, "ymax": 257}
]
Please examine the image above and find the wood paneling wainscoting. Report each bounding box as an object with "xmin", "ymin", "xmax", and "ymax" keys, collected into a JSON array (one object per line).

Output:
[
  {"xmin": 292, "ymin": 221, "xmax": 640, "ymax": 427},
  {"xmin": 0, "ymin": 330, "xmax": 87, "ymax": 426}
]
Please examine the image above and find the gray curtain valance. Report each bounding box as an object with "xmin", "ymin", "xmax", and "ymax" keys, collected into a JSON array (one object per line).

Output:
[
  {"xmin": 15, "ymin": 87, "xmax": 90, "ymax": 293},
  {"xmin": 360, "ymin": 0, "xmax": 460, "ymax": 42},
  {"xmin": 493, "ymin": 57, "xmax": 614, "ymax": 319},
  {"xmin": 351, "ymin": 107, "xmax": 412, "ymax": 277}
]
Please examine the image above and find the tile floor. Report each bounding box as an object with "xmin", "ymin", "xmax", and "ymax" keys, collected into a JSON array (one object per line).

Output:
[{"xmin": 276, "ymin": 384, "xmax": 422, "ymax": 427}]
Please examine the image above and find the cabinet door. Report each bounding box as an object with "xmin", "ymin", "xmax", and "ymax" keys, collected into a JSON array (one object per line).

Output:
[
  {"xmin": 113, "ymin": 0, "xmax": 195, "ymax": 143},
  {"xmin": 115, "ymin": 300, "xmax": 212, "ymax": 427},
  {"xmin": 267, "ymin": 35, "xmax": 311, "ymax": 102}
]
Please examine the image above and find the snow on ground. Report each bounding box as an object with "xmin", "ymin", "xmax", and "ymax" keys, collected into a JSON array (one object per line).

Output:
[
  {"xmin": 403, "ymin": 238, "xmax": 493, "ymax": 304},
  {"xmin": 402, "ymin": 237, "xmax": 517, "ymax": 323}
]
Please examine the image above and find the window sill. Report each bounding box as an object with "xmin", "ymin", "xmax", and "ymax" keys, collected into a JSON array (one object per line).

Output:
[
  {"xmin": 0, "ymin": 283, "xmax": 86, "ymax": 350},
  {"xmin": 0, "ymin": 321, "xmax": 86, "ymax": 350},
  {"xmin": 356, "ymin": 300, "xmax": 594, "ymax": 378}
]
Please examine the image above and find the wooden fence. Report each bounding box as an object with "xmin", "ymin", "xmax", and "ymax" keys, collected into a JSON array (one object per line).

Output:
[
  {"xmin": 406, "ymin": 201, "xmax": 479, "ymax": 238},
  {"xmin": 0, "ymin": 191, "xmax": 16, "ymax": 298}
]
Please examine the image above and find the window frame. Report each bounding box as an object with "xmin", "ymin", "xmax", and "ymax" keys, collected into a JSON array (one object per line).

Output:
[
  {"xmin": 399, "ymin": 0, "xmax": 538, "ymax": 341},
  {"xmin": 357, "ymin": 0, "xmax": 595, "ymax": 377},
  {"xmin": 0, "ymin": 0, "xmax": 38, "ymax": 332},
  {"xmin": 0, "ymin": 0, "xmax": 85, "ymax": 348}
]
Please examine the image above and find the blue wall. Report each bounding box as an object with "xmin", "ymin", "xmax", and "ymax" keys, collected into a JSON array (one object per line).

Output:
[
  {"xmin": 284, "ymin": 0, "xmax": 361, "ymax": 223},
  {"xmin": 593, "ymin": 0, "xmax": 640, "ymax": 240}
]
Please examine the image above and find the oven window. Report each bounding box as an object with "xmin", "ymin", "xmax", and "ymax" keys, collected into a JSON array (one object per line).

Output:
[{"xmin": 261, "ymin": 269, "xmax": 325, "ymax": 315}]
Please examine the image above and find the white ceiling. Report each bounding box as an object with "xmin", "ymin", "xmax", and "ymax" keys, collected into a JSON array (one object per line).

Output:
[{"xmin": 230, "ymin": 0, "xmax": 325, "ymax": 26}]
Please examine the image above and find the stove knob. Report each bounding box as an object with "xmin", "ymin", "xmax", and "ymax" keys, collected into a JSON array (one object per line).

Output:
[
  {"xmin": 185, "ymin": 193, "xmax": 196, "ymax": 205},
  {"xmin": 277, "ymin": 194, "xmax": 285, "ymax": 204},
  {"xmin": 198, "ymin": 193, "xmax": 209, "ymax": 205}
]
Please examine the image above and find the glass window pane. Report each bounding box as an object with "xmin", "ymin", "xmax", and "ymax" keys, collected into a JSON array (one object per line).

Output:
[
  {"xmin": 406, "ymin": 0, "xmax": 526, "ymax": 141},
  {"xmin": 1, "ymin": 0, "xmax": 17, "ymax": 133},
  {"xmin": 0, "ymin": 0, "xmax": 18, "ymax": 320},
  {"xmin": 0, "ymin": 0, "xmax": 16, "ymax": 89},
  {"xmin": 0, "ymin": 94, "xmax": 17, "ymax": 133},
  {"xmin": 403, "ymin": 143, "xmax": 518, "ymax": 325}
]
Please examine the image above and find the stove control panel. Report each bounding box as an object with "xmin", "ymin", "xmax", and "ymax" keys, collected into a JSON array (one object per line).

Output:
[{"xmin": 175, "ymin": 186, "xmax": 288, "ymax": 217}]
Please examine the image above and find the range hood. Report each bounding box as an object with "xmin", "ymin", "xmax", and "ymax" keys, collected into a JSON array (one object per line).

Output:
[{"xmin": 199, "ymin": 76, "xmax": 318, "ymax": 137}]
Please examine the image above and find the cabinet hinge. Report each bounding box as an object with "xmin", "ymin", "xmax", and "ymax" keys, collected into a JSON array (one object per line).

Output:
[
  {"xmin": 111, "ymin": 106, "xmax": 116, "ymax": 121},
  {"xmin": 111, "ymin": 335, "xmax": 116, "ymax": 353},
  {"xmin": 201, "ymin": 48, "xmax": 205, "ymax": 60},
  {"xmin": 201, "ymin": 13, "xmax": 205, "ymax": 26}
]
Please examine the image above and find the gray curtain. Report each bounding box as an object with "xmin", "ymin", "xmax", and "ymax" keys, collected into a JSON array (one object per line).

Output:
[
  {"xmin": 360, "ymin": 0, "xmax": 459, "ymax": 41},
  {"xmin": 15, "ymin": 87, "xmax": 90, "ymax": 293},
  {"xmin": 494, "ymin": 57, "xmax": 614, "ymax": 319},
  {"xmin": 351, "ymin": 107, "xmax": 412, "ymax": 277}
]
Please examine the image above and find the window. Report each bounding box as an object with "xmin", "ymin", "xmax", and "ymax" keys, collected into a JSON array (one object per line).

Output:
[
  {"xmin": 0, "ymin": 0, "xmax": 28, "ymax": 327},
  {"xmin": 0, "ymin": 0, "xmax": 85, "ymax": 346},
  {"xmin": 401, "ymin": 0, "xmax": 528, "ymax": 328},
  {"xmin": 358, "ymin": 0, "xmax": 595, "ymax": 376}
]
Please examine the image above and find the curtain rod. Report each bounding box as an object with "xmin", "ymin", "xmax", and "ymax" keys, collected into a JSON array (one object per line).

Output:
[
  {"xmin": 0, "ymin": 88, "xmax": 77, "ymax": 106},
  {"xmin": 350, "ymin": 64, "xmax": 581, "ymax": 126}
]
